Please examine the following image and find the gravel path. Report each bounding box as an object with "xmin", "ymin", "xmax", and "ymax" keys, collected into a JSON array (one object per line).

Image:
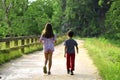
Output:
[{"xmin": 0, "ymin": 40, "xmax": 102, "ymax": 80}]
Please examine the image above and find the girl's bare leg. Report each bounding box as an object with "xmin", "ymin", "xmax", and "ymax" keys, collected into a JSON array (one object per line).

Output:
[
  {"xmin": 44, "ymin": 52, "xmax": 48, "ymax": 66},
  {"xmin": 43, "ymin": 52, "xmax": 48, "ymax": 73},
  {"xmin": 48, "ymin": 51, "xmax": 53, "ymax": 74}
]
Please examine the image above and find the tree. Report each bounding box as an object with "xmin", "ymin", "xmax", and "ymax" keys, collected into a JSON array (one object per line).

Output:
[
  {"xmin": 98, "ymin": 0, "xmax": 113, "ymax": 34},
  {"xmin": 0, "ymin": 0, "xmax": 28, "ymax": 36},
  {"xmin": 51, "ymin": 0, "xmax": 63, "ymax": 33},
  {"xmin": 62, "ymin": 0, "xmax": 100, "ymax": 37},
  {"xmin": 24, "ymin": 0, "xmax": 54, "ymax": 35},
  {"xmin": 105, "ymin": 0, "xmax": 120, "ymax": 39}
]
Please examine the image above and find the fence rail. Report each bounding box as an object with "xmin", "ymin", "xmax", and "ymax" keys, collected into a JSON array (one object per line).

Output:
[{"xmin": 0, "ymin": 35, "xmax": 40, "ymax": 53}]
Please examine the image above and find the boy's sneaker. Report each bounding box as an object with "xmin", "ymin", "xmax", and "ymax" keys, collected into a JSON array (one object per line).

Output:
[
  {"xmin": 70, "ymin": 70, "xmax": 74, "ymax": 75},
  {"xmin": 43, "ymin": 66, "xmax": 47, "ymax": 74},
  {"xmin": 48, "ymin": 71, "xmax": 51, "ymax": 75}
]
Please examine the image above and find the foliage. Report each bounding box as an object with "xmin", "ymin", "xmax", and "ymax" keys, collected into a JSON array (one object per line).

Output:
[
  {"xmin": 0, "ymin": 0, "xmax": 119, "ymax": 40},
  {"xmin": 0, "ymin": 0, "xmax": 60, "ymax": 36},
  {"xmin": 0, "ymin": 0, "xmax": 28, "ymax": 36},
  {"xmin": 62, "ymin": 0, "xmax": 100, "ymax": 37},
  {"xmin": 51, "ymin": 0, "xmax": 63, "ymax": 33},
  {"xmin": 105, "ymin": 0, "xmax": 120, "ymax": 39}
]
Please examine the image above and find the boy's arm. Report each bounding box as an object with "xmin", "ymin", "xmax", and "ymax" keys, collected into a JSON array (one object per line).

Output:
[
  {"xmin": 76, "ymin": 45, "xmax": 79, "ymax": 54},
  {"xmin": 64, "ymin": 46, "xmax": 67, "ymax": 57}
]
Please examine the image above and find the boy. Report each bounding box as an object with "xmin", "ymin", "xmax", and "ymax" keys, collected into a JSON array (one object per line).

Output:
[{"xmin": 64, "ymin": 30, "xmax": 78, "ymax": 75}]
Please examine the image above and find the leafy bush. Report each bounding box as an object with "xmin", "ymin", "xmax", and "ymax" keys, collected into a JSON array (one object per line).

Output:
[{"xmin": 105, "ymin": 0, "xmax": 120, "ymax": 39}]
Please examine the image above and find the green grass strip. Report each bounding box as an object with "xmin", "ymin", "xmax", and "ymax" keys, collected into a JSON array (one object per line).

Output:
[{"xmin": 84, "ymin": 38, "xmax": 120, "ymax": 80}]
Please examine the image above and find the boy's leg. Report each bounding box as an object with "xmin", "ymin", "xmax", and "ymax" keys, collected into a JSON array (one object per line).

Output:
[
  {"xmin": 70, "ymin": 54, "xmax": 75, "ymax": 75},
  {"xmin": 70, "ymin": 54, "xmax": 75, "ymax": 71},
  {"xmin": 66, "ymin": 53, "xmax": 70, "ymax": 71}
]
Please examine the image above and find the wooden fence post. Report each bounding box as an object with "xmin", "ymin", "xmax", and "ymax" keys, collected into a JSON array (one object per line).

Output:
[
  {"xmin": 35, "ymin": 37, "xmax": 37, "ymax": 44},
  {"xmin": 26, "ymin": 39, "xmax": 30, "ymax": 48},
  {"xmin": 14, "ymin": 40, "xmax": 18, "ymax": 47},
  {"xmin": 31, "ymin": 38, "xmax": 33, "ymax": 43},
  {"xmin": 21, "ymin": 39, "xmax": 25, "ymax": 53},
  {"xmin": 5, "ymin": 40, "xmax": 10, "ymax": 53},
  {"xmin": 6, "ymin": 41, "xmax": 10, "ymax": 48}
]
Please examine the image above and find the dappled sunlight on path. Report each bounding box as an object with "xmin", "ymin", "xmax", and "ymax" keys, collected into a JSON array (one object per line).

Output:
[{"xmin": 0, "ymin": 40, "xmax": 102, "ymax": 80}]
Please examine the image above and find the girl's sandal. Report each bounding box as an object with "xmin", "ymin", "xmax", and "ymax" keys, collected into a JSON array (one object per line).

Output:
[{"xmin": 43, "ymin": 66, "xmax": 47, "ymax": 74}]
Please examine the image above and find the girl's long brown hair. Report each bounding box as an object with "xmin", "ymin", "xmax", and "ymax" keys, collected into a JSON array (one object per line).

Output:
[{"xmin": 42, "ymin": 23, "xmax": 54, "ymax": 38}]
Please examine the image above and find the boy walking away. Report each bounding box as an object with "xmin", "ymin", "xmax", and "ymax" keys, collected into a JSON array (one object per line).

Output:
[{"xmin": 64, "ymin": 30, "xmax": 78, "ymax": 75}]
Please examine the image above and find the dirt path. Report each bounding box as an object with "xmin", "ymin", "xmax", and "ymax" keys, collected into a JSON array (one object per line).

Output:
[{"xmin": 0, "ymin": 40, "xmax": 102, "ymax": 80}]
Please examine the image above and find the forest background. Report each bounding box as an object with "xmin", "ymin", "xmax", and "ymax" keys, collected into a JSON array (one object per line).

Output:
[{"xmin": 0, "ymin": 0, "xmax": 119, "ymax": 39}]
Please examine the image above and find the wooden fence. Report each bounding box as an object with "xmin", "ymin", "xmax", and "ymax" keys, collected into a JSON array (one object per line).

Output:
[{"xmin": 0, "ymin": 35, "xmax": 40, "ymax": 53}]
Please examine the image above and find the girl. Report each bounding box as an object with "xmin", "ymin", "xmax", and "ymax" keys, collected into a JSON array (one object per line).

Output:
[{"xmin": 39, "ymin": 23, "xmax": 56, "ymax": 75}]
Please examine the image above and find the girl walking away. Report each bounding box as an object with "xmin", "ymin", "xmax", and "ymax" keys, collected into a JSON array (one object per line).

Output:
[
  {"xmin": 39, "ymin": 23, "xmax": 56, "ymax": 75},
  {"xmin": 64, "ymin": 30, "xmax": 78, "ymax": 75}
]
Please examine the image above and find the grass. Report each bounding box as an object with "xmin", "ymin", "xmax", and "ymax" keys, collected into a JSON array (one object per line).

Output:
[
  {"xmin": 84, "ymin": 38, "xmax": 120, "ymax": 80},
  {"xmin": 0, "ymin": 50, "xmax": 22, "ymax": 64}
]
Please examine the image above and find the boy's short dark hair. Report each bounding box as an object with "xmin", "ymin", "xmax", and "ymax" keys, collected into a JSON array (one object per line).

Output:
[{"xmin": 67, "ymin": 30, "xmax": 74, "ymax": 37}]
